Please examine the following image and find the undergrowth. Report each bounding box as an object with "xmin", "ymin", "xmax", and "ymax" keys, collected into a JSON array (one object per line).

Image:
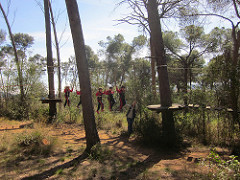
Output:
[
  {"xmin": 88, "ymin": 143, "xmax": 112, "ymax": 163},
  {"xmin": 203, "ymin": 149, "xmax": 240, "ymax": 179},
  {"xmin": 13, "ymin": 130, "xmax": 58, "ymax": 156},
  {"xmin": 0, "ymin": 129, "xmax": 59, "ymax": 156}
]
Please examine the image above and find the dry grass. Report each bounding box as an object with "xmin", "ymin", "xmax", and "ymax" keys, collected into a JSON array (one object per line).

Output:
[{"xmin": 0, "ymin": 117, "xmax": 234, "ymax": 180}]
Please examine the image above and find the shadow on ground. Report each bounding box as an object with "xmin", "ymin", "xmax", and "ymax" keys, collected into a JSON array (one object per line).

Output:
[{"xmin": 21, "ymin": 153, "xmax": 88, "ymax": 180}]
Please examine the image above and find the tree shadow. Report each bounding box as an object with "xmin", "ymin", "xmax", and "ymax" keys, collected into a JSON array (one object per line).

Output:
[
  {"xmin": 21, "ymin": 152, "xmax": 88, "ymax": 180},
  {"xmin": 100, "ymin": 134, "xmax": 187, "ymax": 179},
  {"xmin": 20, "ymin": 132, "xmax": 188, "ymax": 180}
]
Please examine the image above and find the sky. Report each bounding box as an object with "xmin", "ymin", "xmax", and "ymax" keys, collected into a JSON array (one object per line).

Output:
[
  {"xmin": 0, "ymin": 0, "xmax": 143, "ymax": 62},
  {"xmin": 0, "ymin": 0, "xmax": 238, "ymax": 91},
  {"xmin": 0, "ymin": 0, "xmax": 237, "ymax": 62}
]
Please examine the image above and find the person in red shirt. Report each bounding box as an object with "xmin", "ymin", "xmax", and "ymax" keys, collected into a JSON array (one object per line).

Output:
[
  {"xmin": 116, "ymin": 85, "xmax": 126, "ymax": 111},
  {"xmin": 105, "ymin": 87, "xmax": 115, "ymax": 111},
  {"xmin": 76, "ymin": 89, "xmax": 81, "ymax": 108},
  {"xmin": 96, "ymin": 87, "xmax": 105, "ymax": 114},
  {"xmin": 64, "ymin": 86, "xmax": 73, "ymax": 107}
]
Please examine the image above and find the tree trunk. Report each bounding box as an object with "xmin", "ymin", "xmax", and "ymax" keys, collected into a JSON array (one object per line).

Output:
[
  {"xmin": 230, "ymin": 69, "xmax": 239, "ymax": 126},
  {"xmin": 49, "ymin": 1, "xmax": 62, "ymax": 103},
  {"xmin": 147, "ymin": 0, "xmax": 176, "ymax": 146},
  {"xmin": 0, "ymin": 3, "xmax": 25, "ymax": 106},
  {"xmin": 0, "ymin": 69, "xmax": 6, "ymax": 108},
  {"xmin": 65, "ymin": 0, "xmax": 100, "ymax": 152},
  {"xmin": 150, "ymin": 38, "xmax": 156, "ymax": 98},
  {"xmin": 44, "ymin": 0, "xmax": 56, "ymax": 123},
  {"xmin": 183, "ymin": 63, "xmax": 188, "ymax": 106}
]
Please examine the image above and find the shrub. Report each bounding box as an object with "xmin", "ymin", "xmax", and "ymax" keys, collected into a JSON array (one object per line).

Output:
[
  {"xmin": 134, "ymin": 108, "xmax": 163, "ymax": 146},
  {"xmin": 13, "ymin": 130, "xmax": 58, "ymax": 156},
  {"xmin": 204, "ymin": 149, "xmax": 240, "ymax": 179}
]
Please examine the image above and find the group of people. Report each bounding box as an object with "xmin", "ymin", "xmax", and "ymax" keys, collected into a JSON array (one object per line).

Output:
[
  {"xmin": 95, "ymin": 86, "xmax": 126, "ymax": 114},
  {"xmin": 63, "ymin": 85, "xmax": 126, "ymax": 113},
  {"xmin": 63, "ymin": 85, "xmax": 135, "ymax": 135}
]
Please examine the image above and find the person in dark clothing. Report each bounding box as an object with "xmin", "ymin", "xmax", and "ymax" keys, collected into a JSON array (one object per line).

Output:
[
  {"xmin": 64, "ymin": 86, "xmax": 73, "ymax": 107},
  {"xmin": 105, "ymin": 87, "xmax": 115, "ymax": 111},
  {"xmin": 116, "ymin": 85, "xmax": 126, "ymax": 111},
  {"xmin": 76, "ymin": 90, "xmax": 81, "ymax": 108},
  {"xmin": 96, "ymin": 87, "xmax": 105, "ymax": 114},
  {"xmin": 126, "ymin": 101, "xmax": 136, "ymax": 135}
]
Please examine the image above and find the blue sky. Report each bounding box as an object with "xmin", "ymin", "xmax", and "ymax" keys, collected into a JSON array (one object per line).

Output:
[
  {"xmin": 0, "ymin": 0, "xmax": 142, "ymax": 61},
  {"xmin": 0, "ymin": 0, "xmax": 237, "ymax": 63}
]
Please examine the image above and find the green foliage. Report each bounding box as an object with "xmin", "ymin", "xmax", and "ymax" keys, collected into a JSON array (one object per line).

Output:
[
  {"xmin": 205, "ymin": 150, "xmax": 240, "ymax": 179},
  {"xmin": 175, "ymin": 108, "xmax": 235, "ymax": 146},
  {"xmin": 95, "ymin": 111, "xmax": 126, "ymax": 131},
  {"xmin": 13, "ymin": 130, "xmax": 58, "ymax": 156},
  {"xmin": 30, "ymin": 106, "xmax": 49, "ymax": 123},
  {"xmin": 13, "ymin": 33, "xmax": 34, "ymax": 50},
  {"xmin": 85, "ymin": 45, "xmax": 99, "ymax": 68},
  {"xmin": 134, "ymin": 108, "xmax": 163, "ymax": 146},
  {"xmin": 126, "ymin": 58, "xmax": 152, "ymax": 107}
]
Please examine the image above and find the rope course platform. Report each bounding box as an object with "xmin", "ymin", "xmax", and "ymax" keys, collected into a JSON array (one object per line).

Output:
[
  {"xmin": 147, "ymin": 104, "xmax": 236, "ymax": 113},
  {"xmin": 40, "ymin": 98, "xmax": 62, "ymax": 104},
  {"xmin": 147, "ymin": 103, "xmax": 185, "ymax": 113}
]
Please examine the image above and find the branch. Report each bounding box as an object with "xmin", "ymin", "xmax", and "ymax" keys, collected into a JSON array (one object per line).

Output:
[
  {"xmin": 233, "ymin": 0, "xmax": 240, "ymax": 19},
  {"xmin": 193, "ymin": 13, "xmax": 235, "ymax": 28}
]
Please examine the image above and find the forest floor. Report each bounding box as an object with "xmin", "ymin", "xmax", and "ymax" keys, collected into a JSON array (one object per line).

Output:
[{"xmin": 0, "ymin": 118, "xmax": 231, "ymax": 180}]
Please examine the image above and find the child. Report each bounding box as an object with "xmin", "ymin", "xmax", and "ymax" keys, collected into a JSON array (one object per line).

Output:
[
  {"xmin": 64, "ymin": 86, "xmax": 73, "ymax": 107},
  {"xmin": 126, "ymin": 101, "xmax": 136, "ymax": 135},
  {"xmin": 116, "ymin": 85, "xmax": 126, "ymax": 111},
  {"xmin": 105, "ymin": 87, "xmax": 115, "ymax": 111},
  {"xmin": 96, "ymin": 87, "xmax": 105, "ymax": 114},
  {"xmin": 76, "ymin": 89, "xmax": 81, "ymax": 108}
]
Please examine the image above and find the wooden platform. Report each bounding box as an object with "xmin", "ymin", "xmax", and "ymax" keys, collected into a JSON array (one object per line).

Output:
[
  {"xmin": 41, "ymin": 98, "xmax": 62, "ymax": 104},
  {"xmin": 147, "ymin": 103, "xmax": 236, "ymax": 113},
  {"xmin": 147, "ymin": 104, "xmax": 185, "ymax": 113}
]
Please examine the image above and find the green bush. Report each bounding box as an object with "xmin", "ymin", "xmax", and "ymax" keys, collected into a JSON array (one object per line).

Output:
[
  {"xmin": 204, "ymin": 149, "xmax": 240, "ymax": 179},
  {"xmin": 13, "ymin": 130, "xmax": 58, "ymax": 156},
  {"xmin": 134, "ymin": 108, "xmax": 163, "ymax": 146},
  {"xmin": 30, "ymin": 106, "xmax": 49, "ymax": 123}
]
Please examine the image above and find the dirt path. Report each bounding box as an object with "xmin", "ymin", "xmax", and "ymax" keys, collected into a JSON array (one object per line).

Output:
[{"xmin": 0, "ymin": 119, "xmax": 230, "ymax": 179}]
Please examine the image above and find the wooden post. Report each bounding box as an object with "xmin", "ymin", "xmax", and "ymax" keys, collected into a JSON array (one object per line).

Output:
[{"xmin": 44, "ymin": 0, "xmax": 56, "ymax": 123}]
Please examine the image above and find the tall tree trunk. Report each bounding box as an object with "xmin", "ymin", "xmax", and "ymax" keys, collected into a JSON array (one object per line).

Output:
[
  {"xmin": 183, "ymin": 63, "xmax": 188, "ymax": 106},
  {"xmin": 150, "ymin": 38, "xmax": 156, "ymax": 98},
  {"xmin": 0, "ymin": 3, "xmax": 25, "ymax": 105},
  {"xmin": 49, "ymin": 1, "xmax": 62, "ymax": 103},
  {"xmin": 65, "ymin": 0, "xmax": 100, "ymax": 152},
  {"xmin": 147, "ymin": 0, "xmax": 176, "ymax": 146},
  {"xmin": 229, "ymin": 27, "xmax": 240, "ymax": 127},
  {"xmin": 0, "ymin": 69, "xmax": 6, "ymax": 107},
  {"xmin": 44, "ymin": 0, "xmax": 56, "ymax": 123}
]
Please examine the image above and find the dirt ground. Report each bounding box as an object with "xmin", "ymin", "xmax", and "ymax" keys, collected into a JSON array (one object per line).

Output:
[{"xmin": 0, "ymin": 118, "xmax": 230, "ymax": 180}]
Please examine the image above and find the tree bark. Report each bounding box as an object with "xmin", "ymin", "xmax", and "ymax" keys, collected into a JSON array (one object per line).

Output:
[
  {"xmin": 183, "ymin": 63, "xmax": 188, "ymax": 106},
  {"xmin": 65, "ymin": 0, "xmax": 100, "ymax": 152},
  {"xmin": 44, "ymin": 0, "xmax": 56, "ymax": 123},
  {"xmin": 49, "ymin": 1, "xmax": 62, "ymax": 103},
  {"xmin": 147, "ymin": 0, "xmax": 176, "ymax": 146},
  {"xmin": 229, "ymin": 26, "xmax": 240, "ymax": 127},
  {"xmin": 150, "ymin": 38, "xmax": 156, "ymax": 98}
]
